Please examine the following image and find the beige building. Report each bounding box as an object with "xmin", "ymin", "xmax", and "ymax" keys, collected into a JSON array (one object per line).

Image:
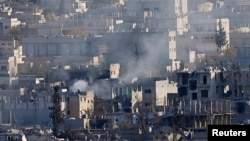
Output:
[
  {"xmin": 67, "ymin": 91, "xmax": 94, "ymax": 118},
  {"xmin": 110, "ymin": 63, "xmax": 120, "ymax": 79}
]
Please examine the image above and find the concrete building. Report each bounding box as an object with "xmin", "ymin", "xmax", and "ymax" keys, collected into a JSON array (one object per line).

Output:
[
  {"xmin": 176, "ymin": 17, "xmax": 230, "ymax": 65},
  {"xmin": 112, "ymin": 77, "xmax": 178, "ymax": 113},
  {"xmin": 0, "ymin": 87, "xmax": 96, "ymax": 127},
  {"xmin": 122, "ymin": 0, "xmax": 188, "ymax": 34},
  {"xmin": 0, "ymin": 17, "xmax": 21, "ymax": 34},
  {"xmin": 66, "ymin": 91, "xmax": 94, "ymax": 118},
  {"xmin": 110, "ymin": 63, "xmax": 120, "ymax": 79},
  {"xmin": 177, "ymin": 68, "xmax": 222, "ymax": 99},
  {"xmin": 173, "ymin": 68, "xmax": 232, "ymax": 129},
  {"xmin": 41, "ymin": 0, "xmax": 60, "ymax": 10},
  {"xmin": 230, "ymin": 32, "xmax": 250, "ymax": 67},
  {"xmin": 21, "ymin": 36, "xmax": 88, "ymax": 57},
  {"xmin": 189, "ymin": 17, "xmax": 230, "ymax": 50},
  {"xmin": 0, "ymin": 91, "xmax": 54, "ymax": 125},
  {"xmin": 0, "ymin": 37, "xmax": 21, "ymax": 86}
]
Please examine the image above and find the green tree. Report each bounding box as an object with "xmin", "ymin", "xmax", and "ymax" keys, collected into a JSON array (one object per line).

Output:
[
  {"xmin": 49, "ymin": 86, "xmax": 65, "ymax": 137},
  {"xmin": 215, "ymin": 19, "xmax": 228, "ymax": 51}
]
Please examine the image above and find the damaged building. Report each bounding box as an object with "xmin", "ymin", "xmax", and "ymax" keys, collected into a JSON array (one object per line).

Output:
[
  {"xmin": 111, "ymin": 77, "xmax": 178, "ymax": 113},
  {"xmin": 166, "ymin": 67, "xmax": 232, "ymax": 130}
]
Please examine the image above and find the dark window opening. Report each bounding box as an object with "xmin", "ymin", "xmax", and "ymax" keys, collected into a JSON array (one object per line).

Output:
[
  {"xmin": 189, "ymin": 80, "xmax": 197, "ymax": 90},
  {"xmin": 201, "ymin": 90, "xmax": 208, "ymax": 98},
  {"xmin": 181, "ymin": 73, "xmax": 189, "ymax": 85},
  {"xmin": 203, "ymin": 75, "xmax": 207, "ymax": 84},
  {"xmin": 178, "ymin": 87, "xmax": 187, "ymax": 97},
  {"xmin": 192, "ymin": 93, "xmax": 197, "ymax": 100},
  {"xmin": 144, "ymin": 89, "xmax": 151, "ymax": 93}
]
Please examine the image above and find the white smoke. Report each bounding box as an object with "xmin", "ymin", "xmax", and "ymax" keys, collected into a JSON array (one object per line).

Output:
[{"xmin": 69, "ymin": 80, "xmax": 89, "ymax": 92}]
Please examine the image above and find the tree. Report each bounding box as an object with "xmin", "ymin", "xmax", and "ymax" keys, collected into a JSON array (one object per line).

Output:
[
  {"xmin": 49, "ymin": 86, "xmax": 65, "ymax": 137},
  {"xmin": 215, "ymin": 19, "xmax": 228, "ymax": 51}
]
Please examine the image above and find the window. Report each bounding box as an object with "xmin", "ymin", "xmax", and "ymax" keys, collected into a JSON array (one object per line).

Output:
[
  {"xmin": 154, "ymin": 8, "xmax": 159, "ymax": 11},
  {"xmin": 201, "ymin": 90, "xmax": 208, "ymax": 98},
  {"xmin": 0, "ymin": 66, "xmax": 7, "ymax": 70},
  {"xmin": 144, "ymin": 89, "xmax": 151, "ymax": 93},
  {"xmin": 189, "ymin": 80, "xmax": 197, "ymax": 90},
  {"xmin": 192, "ymin": 93, "xmax": 197, "ymax": 100},
  {"xmin": 203, "ymin": 75, "xmax": 207, "ymax": 84}
]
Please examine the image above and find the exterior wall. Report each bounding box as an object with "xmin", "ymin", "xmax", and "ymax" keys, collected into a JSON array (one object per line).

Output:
[
  {"xmin": 67, "ymin": 91, "xmax": 94, "ymax": 118},
  {"xmin": 125, "ymin": 0, "xmax": 187, "ymax": 15},
  {"xmin": 83, "ymin": 15, "xmax": 114, "ymax": 35},
  {"xmin": 155, "ymin": 79, "xmax": 178, "ymax": 106},
  {"xmin": 189, "ymin": 17, "xmax": 230, "ymax": 44},
  {"xmin": 67, "ymin": 95, "xmax": 80, "ymax": 118},
  {"xmin": 0, "ymin": 94, "xmax": 53, "ymax": 124},
  {"xmin": 131, "ymin": 87, "xmax": 143, "ymax": 113},
  {"xmin": 0, "ymin": 58, "xmax": 8, "ymax": 77},
  {"xmin": 0, "ymin": 38, "xmax": 16, "ymax": 51},
  {"xmin": 177, "ymin": 70, "xmax": 221, "ymax": 99},
  {"xmin": 168, "ymin": 31, "xmax": 176, "ymax": 60},
  {"xmin": 110, "ymin": 63, "xmax": 120, "ymax": 79},
  {"xmin": 179, "ymin": 99, "xmax": 231, "ymax": 128},
  {"xmin": 0, "ymin": 18, "xmax": 21, "ymax": 34},
  {"xmin": 22, "ymin": 37, "xmax": 88, "ymax": 57},
  {"xmin": 8, "ymin": 46, "xmax": 24, "ymax": 78},
  {"xmin": 41, "ymin": 0, "xmax": 60, "ymax": 9}
]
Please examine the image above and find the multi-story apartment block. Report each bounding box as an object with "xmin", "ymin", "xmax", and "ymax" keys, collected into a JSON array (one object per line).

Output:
[
  {"xmin": 0, "ymin": 87, "xmax": 94, "ymax": 126},
  {"xmin": 121, "ymin": 0, "xmax": 188, "ymax": 34},
  {"xmin": 177, "ymin": 68, "xmax": 221, "ymax": 99},
  {"xmin": 22, "ymin": 36, "xmax": 88, "ymax": 57},
  {"xmin": 173, "ymin": 68, "xmax": 232, "ymax": 129},
  {"xmin": 189, "ymin": 17, "xmax": 230, "ymax": 49},
  {"xmin": 176, "ymin": 17, "xmax": 230, "ymax": 66},
  {"xmin": 230, "ymin": 32, "xmax": 250, "ymax": 67}
]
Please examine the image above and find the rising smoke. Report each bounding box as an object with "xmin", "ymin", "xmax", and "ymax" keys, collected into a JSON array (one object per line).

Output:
[
  {"xmin": 69, "ymin": 80, "xmax": 89, "ymax": 92},
  {"xmin": 105, "ymin": 32, "xmax": 170, "ymax": 83}
]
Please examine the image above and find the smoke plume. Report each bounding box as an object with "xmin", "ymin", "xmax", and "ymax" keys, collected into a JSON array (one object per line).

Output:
[{"xmin": 69, "ymin": 80, "xmax": 89, "ymax": 92}]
